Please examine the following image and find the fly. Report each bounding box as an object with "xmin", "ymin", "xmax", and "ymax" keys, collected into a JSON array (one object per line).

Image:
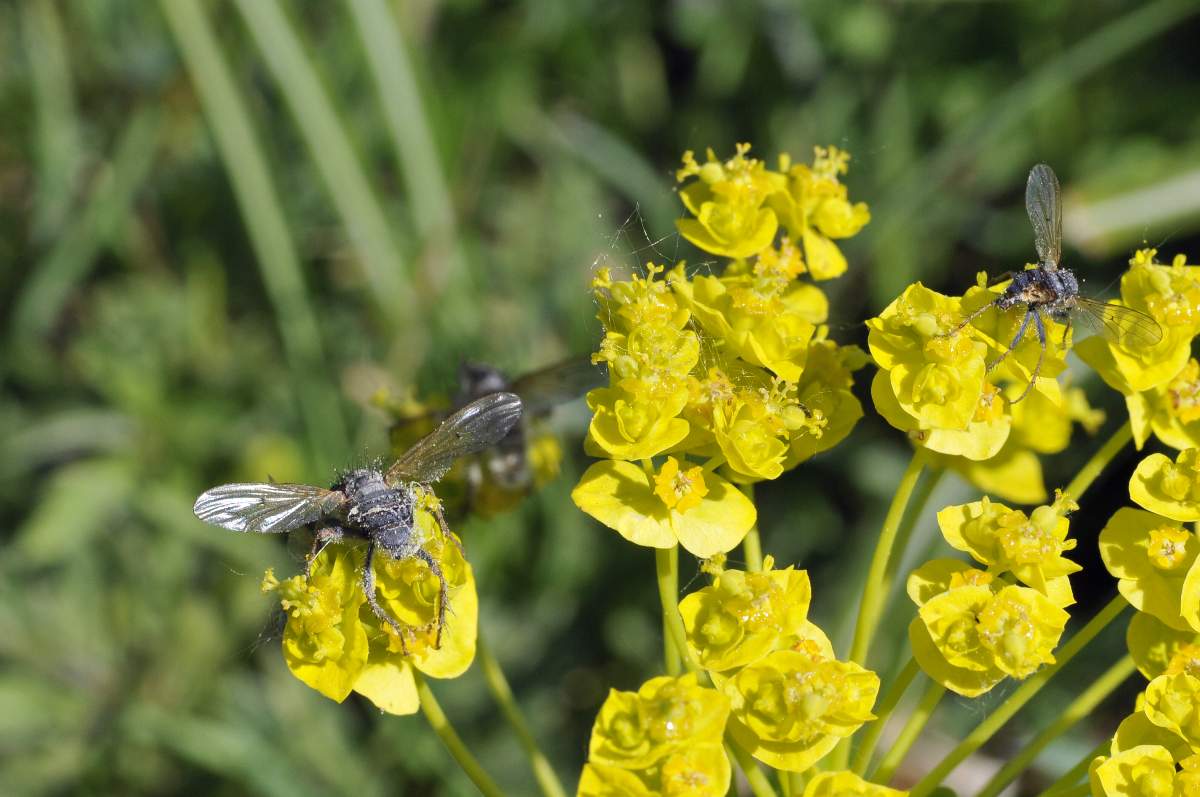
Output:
[
  {"xmin": 193, "ymin": 392, "xmax": 523, "ymax": 649},
  {"xmin": 948, "ymin": 163, "xmax": 1163, "ymax": 402}
]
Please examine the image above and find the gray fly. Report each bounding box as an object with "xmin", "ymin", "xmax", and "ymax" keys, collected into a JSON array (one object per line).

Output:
[
  {"xmin": 193, "ymin": 392, "xmax": 523, "ymax": 649},
  {"xmin": 948, "ymin": 163, "xmax": 1163, "ymax": 402}
]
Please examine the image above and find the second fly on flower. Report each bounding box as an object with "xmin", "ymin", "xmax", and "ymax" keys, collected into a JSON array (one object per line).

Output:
[{"xmin": 947, "ymin": 163, "xmax": 1163, "ymax": 402}]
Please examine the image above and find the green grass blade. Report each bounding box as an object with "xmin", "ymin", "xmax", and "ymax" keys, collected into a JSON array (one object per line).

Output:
[
  {"xmin": 344, "ymin": 0, "xmax": 477, "ymax": 334},
  {"xmin": 159, "ymin": 0, "xmax": 348, "ymax": 472},
  {"xmin": 20, "ymin": 0, "xmax": 83, "ymax": 236},
  {"xmin": 12, "ymin": 106, "xmax": 161, "ymax": 345},
  {"xmin": 233, "ymin": 0, "xmax": 414, "ymax": 331}
]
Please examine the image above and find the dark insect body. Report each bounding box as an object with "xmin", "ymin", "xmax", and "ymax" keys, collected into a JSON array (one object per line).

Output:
[
  {"xmin": 193, "ymin": 392, "xmax": 524, "ymax": 650},
  {"xmin": 390, "ymin": 356, "xmax": 604, "ymax": 517},
  {"xmin": 948, "ymin": 163, "xmax": 1162, "ymax": 403}
]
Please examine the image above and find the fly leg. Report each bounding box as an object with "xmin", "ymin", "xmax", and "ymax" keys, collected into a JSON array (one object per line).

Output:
[
  {"xmin": 1011, "ymin": 308, "xmax": 1047, "ymax": 404},
  {"xmin": 987, "ymin": 306, "xmax": 1033, "ymax": 372},
  {"xmin": 305, "ymin": 525, "xmax": 345, "ymax": 577},
  {"xmin": 941, "ymin": 299, "xmax": 1000, "ymax": 338},
  {"xmin": 362, "ymin": 542, "xmax": 409, "ymax": 653},
  {"xmin": 430, "ymin": 497, "xmax": 465, "ymax": 559},
  {"xmin": 416, "ymin": 548, "xmax": 449, "ymax": 649}
]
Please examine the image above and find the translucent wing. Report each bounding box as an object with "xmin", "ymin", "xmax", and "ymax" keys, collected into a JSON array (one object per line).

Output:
[
  {"xmin": 1026, "ymin": 163, "xmax": 1062, "ymax": 270},
  {"xmin": 385, "ymin": 392, "xmax": 524, "ymax": 484},
  {"xmin": 508, "ymin": 355, "xmax": 606, "ymax": 415},
  {"xmin": 193, "ymin": 482, "xmax": 346, "ymax": 533},
  {"xmin": 1072, "ymin": 297, "xmax": 1164, "ymax": 348}
]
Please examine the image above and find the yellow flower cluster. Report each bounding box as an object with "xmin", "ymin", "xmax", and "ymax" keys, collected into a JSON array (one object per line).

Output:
[
  {"xmin": 1077, "ymin": 249, "xmax": 1200, "ymax": 450},
  {"xmin": 578, "ymin": 674, "xmax": 731, "ymax": 797},
  {"xmin": 1100, "ymin": 451, "xmax": 1200, "ymax": 634},
  {"xmin": 573, "ymin": 145, "xmax": 869, "ymax": 556},
  {"xmin": 907, "ymin": 493, "xmax": 1079, "ymax": 696},
  {"xmin": 260, "ymin": 497, "xmax": 475, "ymax": 714},
  {"xmin": 867, "ymin": 277, "xmax": 1103, "ymax": 503},
  {"xmin": 680, "ymin": 559, "xmax": 880, "ymax": 773},
  {"xmin": 1089, "ymin": 614, "xmax": 1200, "ymax": 794}
]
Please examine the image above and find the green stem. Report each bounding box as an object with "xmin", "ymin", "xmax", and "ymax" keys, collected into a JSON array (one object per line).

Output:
[
  {"xmin": 850, "ymin": 450, "xmax": 926, "ymax": 668},
  {"xmin": 477, "ymin": 635, "xmax": 568, "ymax": 797},
  {"xmin": 830, "ymin": 450, "xmax": 926, "ymax": 772},
  {"xmin": 779, "ymin": 770, "xmax": 794, "ymax": 796},
  {"xmin": 908, "ymin": 594, "xmax": 1129, "ymax": 797},
  {"xmin": 881, "ymin": 468, "xmax": 945, "ymax": 593},
  {"xmin": 851, "ymin": 657, "xmax": 921, "ymax": 776},
  {"xmin": 414, "ymin": 671, "xmax": 506, "ymax": 797},
  {"xmin": 741, "ymin": 483, "xmax": 762, "ymax": 572},
  {"xmin": 975, "ymin": 655, "xmax": 1135, "ymax": 797},
  {"xmin": 1036, "ymin": 739, "xmax": 1109, "ymax": 797},
  {"xmin": 871, "ymin": 677, "xmax": 945, "ymax": 784},
  {"xmin": 1065, "ymin": 421, "xmax": 1132, "ymax": 500},
  {"xmin": 849, "ymin": 448, "xmax": 921, "ymax": 667},
  {"xmin": 726, "ymin": 738, "xmax": 779, "ymax": 797},
  {"xmin": 655, "ymin": 545, "xmax": 683, "ymax": 676}
]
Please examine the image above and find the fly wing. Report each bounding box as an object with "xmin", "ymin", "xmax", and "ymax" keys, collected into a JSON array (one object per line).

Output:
[
  {"xmin": 193, "ymin": 482, "xmax": 346, "ymax": 533},
  {"xmin": 385, "ymin": 392, "xmax": 524, "ymax": 484},
  {"xmin": 1072, "ymin": 297, "xmax": 1164, "ymax": 348},
  {"xmin": 509, "ymin": 355, "xmax": 606, "ymax": 415},
  {"xmin": 1026, "ymin": 163, "xmax": 1062, "ymax": 270}
]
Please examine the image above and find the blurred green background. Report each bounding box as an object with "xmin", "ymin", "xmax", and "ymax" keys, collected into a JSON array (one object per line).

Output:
[{"xmin": 3, "ymin": 1, "xmax": 1200, "ymax": 794}]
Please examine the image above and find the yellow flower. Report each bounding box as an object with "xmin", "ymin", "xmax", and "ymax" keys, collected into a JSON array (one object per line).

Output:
[
  {"xmin": 783, "ymin": 339, "xmax": 867, "ymax": 469},
  {"xmin": 936, "ymin": 493, "xmax": 1080, "ymax": 606},
  {"xmin": 1112, "ymin": 711, "xmax": 1196, "ymax": 763},
  {"xmin": 1143, "ymin": 671, "xmax": 1200, "ymax": 753},
  {"xmin": 572, "ymin": 459, "xmax": 756, "ymax": 557},
  {"xmin": 803, "ymin": 771, "xmax": 908, "ymax": 797},
  {"xmin": 578, "ymin": 746, "xmax": 731, "ymax": 797},
  {"xmin": 1100, "ymin": 508, "xmax": 1200, "ymax": 632},
  {"xmin": 593, "ymin": 263, "xmax": 691, "ymax": 336},
  {"xmin": 676, "ymin": 144, "xmax": 786, "ymax": 259},
  {"xmin": 724, "ymin": 645, "xmax": 879, "ymax": 772},
  {"xmin": 770, "ymin": 146, "xmax": 871, "ymax": 280},
  {"xmin": 1131, "ymin": 449, "xmax": 1200, "ymax": 521},
  {"xmin": 262, "ymin": 547, "xmax": 369, "ymax": 704},
  {"xmin": 585, "ymin": 386, "xmax": 691, "ymax": 461},
  {"xmin": 1127, "ymin": 611, "xmax": 1200, "ymax": 681},
  {"xmin": 679, "ymin": 560, "xmax": 814, "ymax": 672},
  {"xmin": 1127, "ymin": 359, "xmax": 1200, "ymax": 451},
  {"xmin": 654, "ymin": 457, "xmax": 710, "ymax": 513},
  {"xmin": 1077, "ymin": 250, "xmax": 1200, "ymax": 397},
  {"xmin": 932, "ymin": 384, "xmax": 1105, "ymax": 505},
  {"xmin": 672, "ymin": 273, "xmax": 821, "ymax": 382},
  {"xmin": 262, "ymin": 503, "xmax": 477, "ymax": 715},
  {"xmin": 1089, "ymin": 745, "xmax": 1179, "ymax": 797},
  {"xmin": 906, "ymin": 562, "xmax": 1069, "ymax": 696},
  {"xmin": 867, "ymin": 283, "xmax": 1012, "ymax": 460},
  {"xmin": 586, "ymin": 674, "xmax": 730, "ymax": 771}
]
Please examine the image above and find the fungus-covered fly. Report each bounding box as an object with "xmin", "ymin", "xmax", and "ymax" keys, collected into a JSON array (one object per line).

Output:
[{"xmin": 193, "ymin": 392, "xmax": 523, "ymax": 648}]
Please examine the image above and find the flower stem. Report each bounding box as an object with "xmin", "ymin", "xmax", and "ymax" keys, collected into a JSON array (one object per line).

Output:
[
  {"xmin": 851, "ymin": 657, "xmax": 921, "ymax": 775},
  {"xmin": 1065, "ymin": 420, "xmax": 1132, "ymax": 500},
  {"xmin": 414, "ymin": 670, "xmax": 506, "ymax": 797},
  {"xmin": 871, "ymin": 677, "xmax": 945, "ymax": 784},
  {"xmin": 908, "ymin": 594, "xmax": 1129, "ymax": 797},
  {"xmin": 726, "ymin": 737, "xmax": 779, "ymax": 797},
  {"xmin": 655, "ymin": 545, "xmax": 684, "ymax": 676},
  {"xmin": 974, "ymin": 654, "xmax": 1134, "ymax": 797},
  {"xmin": 1051, "ymin": 784, "xmax": 1091, "ymax": 797},
  {"xmin": 476, "ymin": 634, "xmax": 568, "ymax": 797},
  {"xmin": 882, "ymin": 467, "xmax": 944, "ymax": 592},
  {"xmin": 741, "ymin": 483, "xmax": 762, "ymax": 572},
  {"xmin": 1036, "ymin": 738, "xmax": 1108, "ymax": 797},
  {"xmin": 850, "ymin": 449, "xmax": 926, "ymax": 668}
]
